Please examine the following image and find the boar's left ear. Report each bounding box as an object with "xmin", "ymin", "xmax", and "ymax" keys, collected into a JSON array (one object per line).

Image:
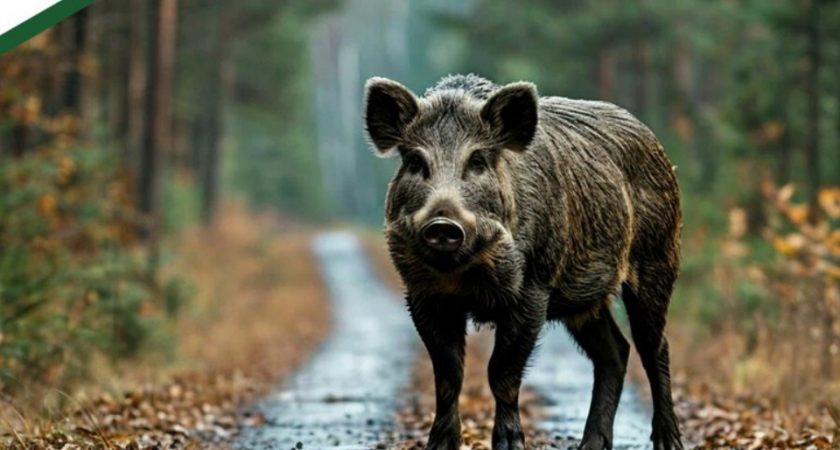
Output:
[
  {"xmin": 481, "ymin": 82, "xmax": 538, "ymax": 152},
  {"xmin": 364, "ymin": 77, "xmax": 420, "ymax": 158}
]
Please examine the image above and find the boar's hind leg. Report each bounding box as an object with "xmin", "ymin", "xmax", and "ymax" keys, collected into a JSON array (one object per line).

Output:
[
  {"xmin": 621, "ymin": 278, "xmax": 684, "ymax": 450},
  {"xmin": 409, "ymin": 301, "xmax": 467, "ymax": 450},
  {"xmin": 564, "ymin": 308, "xmax": 630, "ymax": 450},
  {"xmin": 488, "ymin": 316, "xmax": 541, "ymax": 450}
]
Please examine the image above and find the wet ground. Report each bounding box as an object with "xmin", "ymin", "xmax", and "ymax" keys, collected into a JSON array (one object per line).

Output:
[
  {"xmin": 528, "ymin": 325, "xmax": 653, "ymax": 449},
  {"xmin": 238, "ymin": 233, "xmax": 418, "ymax": 450},
  {"xmin": 240, "ymin": 233, "xmax": 657, "ymax": 450}
]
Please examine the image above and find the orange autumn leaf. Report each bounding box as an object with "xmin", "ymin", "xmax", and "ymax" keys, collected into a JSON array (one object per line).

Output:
[
  {"xmin": 57, "ymin": 156, "xmax": 75, "ymax": 184},
  {"xmin": 819, "ymin": 188, "xmax": 840, "ymax": 219},
  {"xmin": 38, "ymin": 193, "xmax": 57, "ymax": 216},
  {"xmin": 786, "ymin": 204, "xmax": 810, "ymax": 226},
  {"xmin": 760, "ymin": 120, "xmax": 785, "ymax": 143},
  {"xmin": 22, "ymin": 96, "xmax": 42, "ymax": 123},
  {"xmin": 823, "ymin": 265, "xmax": 840, "ymax": 281},
  {"xmin": 773, "ymin": 236, "xmax": 803, "ymax": 256}
]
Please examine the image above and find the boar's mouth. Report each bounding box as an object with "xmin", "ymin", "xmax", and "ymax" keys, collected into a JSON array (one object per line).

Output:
[{"xmin": 387, "ymin": 216, "xmax": 513, "ymax": 278}]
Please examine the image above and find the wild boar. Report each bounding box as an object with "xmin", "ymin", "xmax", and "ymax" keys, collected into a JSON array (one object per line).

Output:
[{"xmin": 364, "ymin": 74, "xmax": 682, "ymax": 450}]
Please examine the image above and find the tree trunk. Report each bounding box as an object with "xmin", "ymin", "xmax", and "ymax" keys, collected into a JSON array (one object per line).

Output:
[
  {"xmin": 837, "ymin": 37, "xmax": 840, "ymax": 186},
  {"xmin": 667, "ymin": 41, "xmax": 715, "ymax": 192},
  {"xmin": 124, "ymin": 0, "xmax": 147, "ymax": 165},
  {"xmin": 138, "ymin": 0, "xmax": 178, "ymax": 275},
  {"xmin": 201, "ymin": 3, "xmax": 235, "ymax": 226},
  {"xmin": 599, "ymin": 47, "xmax": 616, "ymax": 102},
  {"xmin": 83, "ymin": 1, "xmax": 105, "ymax": 135},
  {"xmin": 631, "ymin": 0, "xmax": 651, "ymax": 119},
  {"xmin": 63, "ymin": 8, "xmax": 88, "ymax": 114},
  {"xmin": 670, "ymin": 42, "xmax": 693, "ymax": 142},
  {"xmin": 776, "ymin": 119, "xmax": 792, "ymax": 183},
  {"xmin": 103, "ymin": 0, "xmax": 126, "ymax": 145},
  {"xmin": 805, "ymin": 0, "xmax": 821, "ymax": 223},
  {"xmin": 775, "ymin": 87, "xmax": 792, "ymax": 184},
  {"xmin": 632, "ymin": 40, "xmax": 650, "ymax": 118}
]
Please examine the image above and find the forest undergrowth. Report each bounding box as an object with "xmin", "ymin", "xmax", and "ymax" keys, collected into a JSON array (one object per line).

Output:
[
  {"xmin": 0, "ymin": 201, "xmax": 331, "ymax": 449},
  {"xmin": 641, "ymin": 184, "xmax": 840, "ymax": 448}
]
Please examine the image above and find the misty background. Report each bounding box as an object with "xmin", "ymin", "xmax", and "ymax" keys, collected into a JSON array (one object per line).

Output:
[{"xmin": 2, "ymin": 0, "xmax": 840, "ymax": 415}]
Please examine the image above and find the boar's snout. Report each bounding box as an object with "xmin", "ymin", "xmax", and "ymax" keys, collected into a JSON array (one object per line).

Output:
[{"xmin": 421, "ymin": 218, "xmax": 465, "ymax": 253}]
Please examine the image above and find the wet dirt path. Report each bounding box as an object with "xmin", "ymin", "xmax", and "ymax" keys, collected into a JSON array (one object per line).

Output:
[
  {"xmin": 527, "ymin": 325, "xmax": 654, "ymax": 449},
  {"xmin": 238, "ymin": 232, "xmax": 417, "ymax": 450},
  {"xmin": 240, "ymin": 232, "xmax": 656, "ymax": 450}
]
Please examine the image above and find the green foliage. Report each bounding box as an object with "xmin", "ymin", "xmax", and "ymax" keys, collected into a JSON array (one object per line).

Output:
[
  {"xmin": 225, "ymin": 3, "xmax": 331, "ymax": 220},
  {"xmin": 0, "ymin": 0, "xmax": 337, "ymax": 397},
  {"xmin": 163, "ymin": 170, "xmax": 202, "ymax": 234},
  {"xmin": 0, "ymin": 146, "xmax": 183, "ymax": 391}
]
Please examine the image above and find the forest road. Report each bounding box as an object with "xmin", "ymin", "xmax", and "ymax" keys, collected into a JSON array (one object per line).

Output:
[{"xmin": 237, "ymin": 232, "xmax": 658, "ymax": 450}]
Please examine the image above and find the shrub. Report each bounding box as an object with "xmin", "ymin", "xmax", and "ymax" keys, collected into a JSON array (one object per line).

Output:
[{"xmin": 0, "ymin": 145, "xmax": 183, "ymax": 392}]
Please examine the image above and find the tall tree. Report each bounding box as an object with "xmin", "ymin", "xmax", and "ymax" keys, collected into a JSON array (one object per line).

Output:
[
  {"xmin": 599, "ymin": 45, "xmax": 616, "ymax": 102},
  {"xmin": 138, "ymin": 0, "xmax": 178, "ymax": 274},
  {"xmin": 200, "ymin": 2, "xmax": 235, "ymax": 226},
  {"xmin": 63, "ymin": 8, "xmax": 88, "ymax": 114},
  {"xmin": 805, "ymin": 0, "xmax": 822, "ymax": 222},
  {"xmin": 631, "ymin": 0, "xmax": 652, "ymax": 118}
]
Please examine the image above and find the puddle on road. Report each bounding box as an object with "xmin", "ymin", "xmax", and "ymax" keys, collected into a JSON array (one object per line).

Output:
[
  {"xmin": 526, "ymin": 326, "xmax": 654, "ymax": 450},
  {"xmin": 237, "ymin": 233, "xmax": 417, "ymax": 450}
]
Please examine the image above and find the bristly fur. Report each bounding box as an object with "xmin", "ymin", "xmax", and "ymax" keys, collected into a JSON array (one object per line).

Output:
[
  {"xmin": 364, "ymin": 74, "xmax": 685, "ymax": 450},
  {"xmin": 425, "ymin": 74, "xmax": 499, "ymax": 100}
]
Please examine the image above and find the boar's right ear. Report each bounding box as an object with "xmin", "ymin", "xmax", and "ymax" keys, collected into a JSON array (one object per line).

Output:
[
  {"xmin": 481, "ymin": 82, "xmax": 538, "ymax": 152},
  {"xmin": 364, "ymin": 77, "xmax": 419, "ymax": 158}
]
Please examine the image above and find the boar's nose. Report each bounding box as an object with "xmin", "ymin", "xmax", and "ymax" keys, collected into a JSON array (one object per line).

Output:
[{"xmin": 421, "ymin": 218, "xmax": 465, "ymax": 253}]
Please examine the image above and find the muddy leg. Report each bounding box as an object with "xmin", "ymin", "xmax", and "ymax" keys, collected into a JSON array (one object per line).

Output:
[
  {"xmin": 565, "ymin": 309, "xmax": 630, "ymax": 450},
  {"xmin": 409, "ymin": 300, "xmax": 467, "ymax": 450},
  {"xmin": 622, "ymin": 282, "xmax": 683, "ymax": 450},
  {"xmin": 488, "ymin": 316, "xmax": 541, "ymax": 450}
]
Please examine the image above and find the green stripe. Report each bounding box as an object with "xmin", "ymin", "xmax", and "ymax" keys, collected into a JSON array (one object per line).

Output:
[{"xmin": 0, "ymin": 0, "xmax": 100, "ymax": 56}]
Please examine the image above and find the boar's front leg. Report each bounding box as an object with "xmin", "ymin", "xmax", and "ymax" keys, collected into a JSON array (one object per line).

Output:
[
  {"xmin": 488, "ymin": 304, "xmax": 543, "ymax": 450},
  {"xmin": 408, "ymin": 299, "xmax": 467, "ymax": 450}
]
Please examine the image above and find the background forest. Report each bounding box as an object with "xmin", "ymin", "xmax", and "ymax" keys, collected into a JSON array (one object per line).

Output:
[{"xmin": 2, "ymin": 0, "xmax": 840, "ymax": 432}]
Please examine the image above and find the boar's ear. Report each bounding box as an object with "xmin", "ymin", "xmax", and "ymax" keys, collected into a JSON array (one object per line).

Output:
[
  {"xmin": 364, "ymin": 77, "xmax": 419, "ymax": 158},
  {"xmin": 480, "ymin": 82, "xmax": 538, "ymax": 152}
]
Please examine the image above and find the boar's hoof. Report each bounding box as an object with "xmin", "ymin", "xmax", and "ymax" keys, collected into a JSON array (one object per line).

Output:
[
  {"xmin": 425, "ymin": 422, "xmax": 461, "ymax": 450},
  {"xmin": 492, "ymin": 426, "xmax": 525, "ymax": 450},
  {"xmin": 652, "ymin": 422, "xmax": 684, "ymax": 450},
  {"xmin": 424, "ymin": 439, "xmax": 460, "ymax": 450},
  {"xmin": 578, "ymin": 434, "xmax": 610, "ymax": 450},
  {"xmin": 652, "ymin": 437, "xmax": 685, "ymax": 450}
]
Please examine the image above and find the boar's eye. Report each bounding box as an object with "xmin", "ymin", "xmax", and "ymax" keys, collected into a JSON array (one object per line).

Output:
[
  {"xmin": 404, "ymin": 154, "xmax": 427, "ymax": 177},
  {"xmin": 467, "ymin": 152, "xmax": 488, "ymax": 173}
]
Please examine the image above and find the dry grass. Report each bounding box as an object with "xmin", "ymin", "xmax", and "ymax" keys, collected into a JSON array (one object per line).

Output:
[
  {"xmin": 171, "ymin": 201, "xmax": 328, "ymax": 379},
  {"xmin": 0, "ymin": 200, "xmax": 330, "ymax": 449},
  {"xmin": 628, "ymin": 185, "xmax": 840, "ymax": 448},
  {"xmin": 360, "ymin": 231, "xmax": 400, "ymax": 292}
]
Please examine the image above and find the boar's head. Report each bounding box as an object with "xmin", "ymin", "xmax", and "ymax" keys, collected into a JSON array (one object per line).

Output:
[{"xmin": 364, "ymin": 76, "xmax": 537, "ymax": 294}]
